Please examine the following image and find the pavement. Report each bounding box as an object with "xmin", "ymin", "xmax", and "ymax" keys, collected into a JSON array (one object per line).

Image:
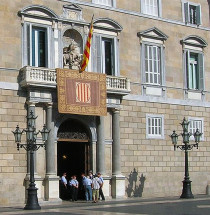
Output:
[{"xmin": 0, "ymin": 195, "xmax": 210, "ymax": 215}]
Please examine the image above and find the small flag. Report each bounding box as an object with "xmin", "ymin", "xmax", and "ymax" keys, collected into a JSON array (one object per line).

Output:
[{"xmin": 80, "ymin": 15, "xmax": 94, "ymax": 72}]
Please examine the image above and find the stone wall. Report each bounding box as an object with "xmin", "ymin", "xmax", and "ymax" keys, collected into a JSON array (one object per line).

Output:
[
  {"xmin": 120, "ymin": 99, "xmax": 210, "ymax": 197},
  {"xmin": 0, "ymin": 88, "xmax": 27, "ymax": 204}
]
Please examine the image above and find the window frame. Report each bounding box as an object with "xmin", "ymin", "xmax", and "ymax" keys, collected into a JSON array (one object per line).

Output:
[
  {"xmin": 91, "ymin": 34, "xmax": 119, "ymax": 76},
  {"xmin": 141, "ymin": 42, "xmax": 165, "ymax": 86},
  {"xmin": 146, "ymin": 114, "xmax": 164, "ymax": 139},
  {"xmin": 188, "ymin": 117, "xmax": 204, "ymax": 141},
  {"xmin": 92, "ymin": 0, "xmax": 116, "ymax": 7},
  {"xmin": 182, "ymin": 1, "xmax": 202, "ymax": 26},
  {"xmin": 22, "ymin": 22, "xmax": 52, "ymax": 68},
  {"xmin": 184, "ymin": 49, "xmax": 204, "ymax": 91},
  {"xmin": 141, "ymin": 0, "xmax": 162, "ymax": 17}
]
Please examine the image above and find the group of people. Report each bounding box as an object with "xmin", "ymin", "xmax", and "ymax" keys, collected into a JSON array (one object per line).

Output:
[
  {"xmin": 60, "ymin": 171, "xmax": 105, "ymax": 203},
  {"xmin": 81, "ymin": 171, "xmax": 105, "ymax": 203}
]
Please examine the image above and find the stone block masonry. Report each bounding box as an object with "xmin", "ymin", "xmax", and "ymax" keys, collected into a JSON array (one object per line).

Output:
[{"xmin": 121, "ymin": 99, "xmax": 210, "ymax": 198}]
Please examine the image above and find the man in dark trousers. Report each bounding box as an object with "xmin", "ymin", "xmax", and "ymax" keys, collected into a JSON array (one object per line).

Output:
[
  {"xmin": 97, "ymin": 172, "xmax": 105, "ymax": 201},
  {"xmin": 69, "ymin": 175, "xmax": 79, "ymax": 201}
]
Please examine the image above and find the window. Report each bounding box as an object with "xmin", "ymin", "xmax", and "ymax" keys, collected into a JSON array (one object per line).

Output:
[
  {"xmin": 31, "ymin": 27, "xmax": 47, "ymax": 67},
  {"xmin": 146, "ymin": 114, "xmax": 164, "ymax": 139},
  {"xmin": 145, "ymin": 45, "xmax": 161, "ymax": 85},
  {"xmin": 102, "ymin": 38, "xmax": 113, "ymax": 75},
  {"xmin": 184, "ymin": 2, "xmax": 201, "ymax": 25},
  {"xmin": 91, "ymin": 18, "xmax": 122, "ymax": 76},
  {"xmin": 20, "ymin": 5, "xmax": 56, "ymax": 68},
  {"xmin": 185, "ymin": 51, "xmax": 203, "ymax": 90},
  {"xmin": 141, "ymin": 0, "xmax": 161, "ymax": 17},
  {"xmin": 92, "ymin": 35, "xmax": 118, "ymax": 76},
  {"xmin": 25, "ymin": 25, "xmax": 48, "ymax": 68},
  {"xmin": 189, "ymin": 117, "xmax": 204, "ymax": 140},
  {"xmin": 92, "ymin": 0, "xmax": 113, "ymax": 6}
]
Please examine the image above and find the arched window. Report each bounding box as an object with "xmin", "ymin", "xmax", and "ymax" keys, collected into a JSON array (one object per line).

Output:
[
  {"xmin": 19, "ymin": 5, "xmax": 58, "ymax": 68},
  {"xmin": 91, "ymin": 18, "xmax": 123, "ymax": 76}
]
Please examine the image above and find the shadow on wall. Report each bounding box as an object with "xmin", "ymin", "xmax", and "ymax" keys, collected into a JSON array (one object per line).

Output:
[{"xmin": 126, "ymin": 168, "xmax": 146, "ymax": 197}]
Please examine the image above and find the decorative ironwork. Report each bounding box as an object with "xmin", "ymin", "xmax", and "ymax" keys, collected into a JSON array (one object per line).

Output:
[
  {"xmin": 58, "ymin": 132, "xmax": 88, "ymax": 140},
  {"xmin": 170, "ymin": 117, "xmax": 202, "ymax": 199},
  {"xmin": 12, "ymin": 110, "xmax": 50, "ymax": 210}
]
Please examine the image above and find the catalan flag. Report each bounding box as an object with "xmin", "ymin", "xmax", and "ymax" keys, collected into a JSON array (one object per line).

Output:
[{"xmin": 80, "ymin": 15, "xmax": 94, "ymax": 72}]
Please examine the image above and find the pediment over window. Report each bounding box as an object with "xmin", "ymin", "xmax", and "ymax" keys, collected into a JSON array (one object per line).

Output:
[
  {"xmin": 19, "ymin": 5, "xmax": 58, "ymax": 19},
  {"xmin": 181, "ymin": 35, "xmax": 207, "ymax": 48},
  {"xmin": 62, "ymin": 4, "xmax": 83, "ymax": 21},
  {"xmin": 93, "ymin": 18, "xmax": 123, "ymax": 32},
  {"xmin": 63, "ymin": 4, "xmax": 82, "ymax": 12},
  {"xmin": 137, "ymin": 27, "xmax": 168, "ymax": 41}
]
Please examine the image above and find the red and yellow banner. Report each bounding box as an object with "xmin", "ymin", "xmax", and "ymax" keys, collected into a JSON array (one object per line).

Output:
[
  {"xmin": 57, "ymin": 69, "xmax": 107, "ymax": 116},
  {"xmin": 80, "ymin": 16, "xmax": 94, "ymax": 72}
]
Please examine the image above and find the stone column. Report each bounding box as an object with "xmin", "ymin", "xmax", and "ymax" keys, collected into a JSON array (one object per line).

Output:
[
  {"xmin": 44, "ymin": 103, "xmax": 60, "ymax": 202},
  {"xmin": 96, "ymin": 116, "xmax": 111, "ymax": 198},
  {"xmin": 96, "ymin": 116, "xmax": 105, "ymax": 174},
  {"xmin": 112, "ymin": 110, "xmax": 121, "ymax": 176},
  {"xmin": 46, "ymin": 103, "xmax": 55, "ymax": 175},
  {"xmin": 111, "ymin": 109, "xmax": 125, "ymax": 199}
]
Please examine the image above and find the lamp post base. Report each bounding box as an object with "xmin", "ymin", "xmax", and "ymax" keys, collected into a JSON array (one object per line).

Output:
[
  {"xmin": 24, "ymin": 186, "xmax": 41, "ymax": 210},
  {"xmin": 180, "ymin": 179, "xmax": 194, "ymax": 199}
]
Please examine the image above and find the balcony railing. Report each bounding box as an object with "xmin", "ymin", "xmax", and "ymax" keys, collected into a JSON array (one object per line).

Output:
[{"xmin": 20, "ymin": 66, "xmax": 130, "ymax": 95}]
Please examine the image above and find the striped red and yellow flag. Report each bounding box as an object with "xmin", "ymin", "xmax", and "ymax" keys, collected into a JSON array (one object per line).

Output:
[{"xmin": 80, "ymin": 15, "xmax": 94, "ymax": 72}]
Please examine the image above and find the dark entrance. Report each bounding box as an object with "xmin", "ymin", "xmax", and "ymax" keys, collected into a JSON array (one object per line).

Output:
[
  {"xmin": 57, "ymin": 119, "xmax": 90, "ymax": 200},
  {"xmin": 57, "ymin": 141, "xmax": 90, "ymax": 177}
]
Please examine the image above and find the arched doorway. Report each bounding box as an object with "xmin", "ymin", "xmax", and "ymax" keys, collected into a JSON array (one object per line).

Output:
[{"xmin": 57, "ymin": 118, "xmax": 91, "ymax": 199}]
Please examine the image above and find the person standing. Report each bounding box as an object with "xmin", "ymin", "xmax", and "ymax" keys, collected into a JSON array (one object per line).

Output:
[
  {"xmin": 88, "ymin": 170, "xmax": 94, "ymax": 180},
  {"xmin": 92, "ymin": 175, "xmax": 101, "ymax": 203},
  {"xmin": 97, "ymin": 172, "xmax": 105, "ymax": 201},
  {"xmin": 81, "ymin": 173, "xmax": 92, "ymax": 201},
  {"xmin": 69, "ymin": 175, "xmax": 79, "ymax": 201},
  {"xmin": 60, "ymin": 172, "xmax": 68, "ymax": 200}
]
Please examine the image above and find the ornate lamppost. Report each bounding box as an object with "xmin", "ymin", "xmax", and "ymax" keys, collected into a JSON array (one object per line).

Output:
[
  {"xmin": 170, "ymin": 117, "xmax": 202, "ymax": 199},
  {"xmin": 12, "ymin": 110, "xmax": 50, "ymax": 210}
]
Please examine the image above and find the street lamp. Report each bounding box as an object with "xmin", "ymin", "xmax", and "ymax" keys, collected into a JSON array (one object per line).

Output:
[
  {"xmin": 12, "ymin": 110, "xmax": 50, "ymax": 210},
  {"xmin": 170, "ymin": 117, "xmax": 202, "ymax": 199}
]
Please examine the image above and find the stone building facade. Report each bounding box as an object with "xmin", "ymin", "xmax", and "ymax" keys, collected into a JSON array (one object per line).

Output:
[{"xmin": 0, "ymin": 0, "xmax": 210, "ymax": 205}]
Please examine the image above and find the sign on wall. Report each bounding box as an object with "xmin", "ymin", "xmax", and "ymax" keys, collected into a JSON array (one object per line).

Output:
[{"xmin": 57, "ymin": 69, "xmax": 107, "ymax": 116}]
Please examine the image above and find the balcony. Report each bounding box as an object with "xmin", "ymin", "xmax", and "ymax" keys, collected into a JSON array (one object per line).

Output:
[{"xmin": 19, "ymin": 66, "xmax": 130, "ymax": 95}]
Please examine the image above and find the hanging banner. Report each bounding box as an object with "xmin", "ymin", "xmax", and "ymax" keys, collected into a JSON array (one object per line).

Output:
[{"xmin": 57, "ymin": 69, "xmax": 107, "ymax": 116}]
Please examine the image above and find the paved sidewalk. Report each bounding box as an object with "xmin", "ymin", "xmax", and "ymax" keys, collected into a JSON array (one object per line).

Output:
[{"xmin": 0, "ymin": 195, "xmax": 210, "ymax": 215}]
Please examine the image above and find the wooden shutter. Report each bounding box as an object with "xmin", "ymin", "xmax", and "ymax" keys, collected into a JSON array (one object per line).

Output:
[
  {"xmin": 184, "ymin": 2, "xmax": 189, "ymax": 24},
  {"xmin": 196, "ymin": 5, "xmax": 201, "ymax": 25},
  {"xmin": 160, "ymin": 45, "xmax": 164, "ymax": 85},
  {"xmin": 198, "ymin": 53, "xmax": 204, "ymax": 90},
  {"xmin": 185, "ymin": 50, "xmax": 190, "ymax": 89},
  {"xmin": 141, "ymin": 0, "xmax": 145, "ymax": 13},
  {"xmin": 113, "ymin": 37, "xmax": 119, "ymax": 76},
  {"xmin": 92, "ymin": 34, "xmax": 102, "ymax": 73},
  {"xmin": 26, "ymin": 24, "xmax": 31, "ymax": 65}
]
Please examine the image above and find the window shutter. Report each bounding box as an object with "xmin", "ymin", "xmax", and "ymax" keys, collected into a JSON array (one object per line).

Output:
[
  {"xmin": 184, "ymin": 2, "xmax": 189, "ymax": 24},
  {"xmin": 141, "ymin": 43, "xmax": 146, "ymax": 83},
  {"xmin": 198, "ymin": 53, "xmax": 204, "ymax": 90},
  {"xmin": 185, "ymin": 50, "xmax": 190, "ymax": 88},
  {"xmin": 113, "ymin": 37, "xmax": 119, "ymax": 76},
  {"xmin": 160, "ymin": 45, "xmax": 164, "ymax": 85},
  {"xmin": 92, "ymin": 34, "xmax": 102, "ymax": 73},
  {"xmin": 141, "ymin": 0, "xmax": 145, "ymax": 13},
  {"xmin": 26, "ymin": 24, "xmax": 31, "ymax": 65},
  {"xmin": 196, "ymin": 5, "xmax": 201, "ymax": 25}
]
